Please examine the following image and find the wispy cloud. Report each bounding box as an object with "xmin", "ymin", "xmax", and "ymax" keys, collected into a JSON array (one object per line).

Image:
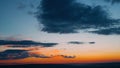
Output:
[
  {"xmin": 0, "ymin": 49, "xmax": 29, "ymax": 60},
  {"xmin": 89, "ymin": 42, "xmax": 96, "ymax": 44},
  {"xmin": 29, "ymin": 52, "xmax": 76, "ymax": 59},
  {"xmin": 0, "ymin": 49, "xmax": 76, "ymax": 60},
  {"xmin": 68, "ymin": 41, "xmax": 85, "ymax": 44},
  {"xmin": 0, "ymin": 40, "xmax": 58, "ymax": 47},
  {"xmin": 68, "ymin": 41, "xmax": 96, "ymax": 44},
  {"xmin": 60, "ymin": 55, "xmax": 76, "ymax": 58},
  {"xmin": 89, "ymin": 27, "xmax": 120, "ymax": 35}
]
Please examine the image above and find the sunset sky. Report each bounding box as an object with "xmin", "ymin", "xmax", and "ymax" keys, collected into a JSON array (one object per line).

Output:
[{"xmin": 0, "ymin": 0, "xmax": 120, "ymax": 65}]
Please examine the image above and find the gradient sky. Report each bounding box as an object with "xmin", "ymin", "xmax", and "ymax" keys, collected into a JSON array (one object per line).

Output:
[{"xmin": 0, "ymin": 0, "xmax": 120, "ymax": 65}]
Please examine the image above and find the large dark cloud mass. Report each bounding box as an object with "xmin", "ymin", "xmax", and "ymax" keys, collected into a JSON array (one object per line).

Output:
[
  {"xmin": 36, "ymin": 0, "xmax": 119, "ymax": 34},
  {"xmin": 0, "ymin": 40, "xmax": 58, "ymax": 47}
]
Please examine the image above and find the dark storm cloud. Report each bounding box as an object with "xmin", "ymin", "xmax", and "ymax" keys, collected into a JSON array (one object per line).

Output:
[
  {"xmin": 0, "ymin": 40, "xmax": 58, "ymax": 47},
  {"xmin": 90, "ymin": 27, "xmax": 120, "ymax": 35},
  {"xmin": 68, "ymin": 41, "xmax": 85, "ymax": 44},
  {"xmin": 36, "ymin": 0, "xmax": 119, "ymax": 34},
  {"xmin": 0, "ymin": 50, "xmax": 29, "ymax": 60}
]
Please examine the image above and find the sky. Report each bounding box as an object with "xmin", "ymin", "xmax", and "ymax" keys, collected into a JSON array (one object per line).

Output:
[{"xmin": 0, "ymin": 0, "xmax": 120, "ymax": 65}]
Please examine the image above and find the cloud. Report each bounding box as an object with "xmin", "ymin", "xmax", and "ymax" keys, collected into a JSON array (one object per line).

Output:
[
  {"xmin": 89, "ymin": 27, "xmax": 120, "ymax": 35},
  {"xmin": 36, "ymin": 0, "xmax": 119, "ymax": 34},
  {"xmin": 0, "ymin": 50, "xmax": 29, "ymax": 60},
  {"xmin": 17, "ymin": 2, "xmax": 26, "ymax": 10},
  {"xmin": 68, "ymin": 41, "xmax": 96, "ymax": 44},
  {"xmin": 60, "ymin": 55, "xmax": 76, "ymax": 58},
  {"xmin": 28, "ymin": 52, "xmax": 76, "ymax": 58},
  {"xmin": 89, "ymin": 42, "xmax": 96, "ymax": 44},
  {"xmin": 0, "ymin": 40, "xmax": 58, "ymax": 47},
  {"xmin": 0, "ymin": 49, "xmax": 76, "ymax": 60},
  {"xmin": 30, "ymin": 54, "xmax": 76, "ymax": 59},
  {"xmin": 104, "ymin": 0, "xmax": 120, "ymax": 4},
  {"xmin": 0, "ymin": 35, "xmax": 31, "ymax": 41},
  {"xmin": 51, "ymin": 55, "xmax": 76, "ymax": 58},
  {"xmin": 68, "ymin": 41, "xmax": 85, "ymax": 44},
  {"xmin": 29, "ymin": 53, "xmax": 51, "ymax": 58},
  {"xmin": 0, "ymin": 49, "xmax": 52, "ymax": 60}
]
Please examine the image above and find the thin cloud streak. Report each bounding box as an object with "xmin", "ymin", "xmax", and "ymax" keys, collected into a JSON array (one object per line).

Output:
[{"xmin": 0, "ymin": 40, "xmax": 58, "ymax": 47}]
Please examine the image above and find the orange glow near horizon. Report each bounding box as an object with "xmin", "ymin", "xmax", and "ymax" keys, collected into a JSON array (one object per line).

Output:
[
  {"xmin": 0, "ymin": 43, "xmax": 120, "ymax": 65},
  {"xmin": 0, "ymin": 55, "xmax": 120, "ymax": 65},
  {"xmin": 0, "ymin": 50, "xmax": 120, "ymax": 65}
]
